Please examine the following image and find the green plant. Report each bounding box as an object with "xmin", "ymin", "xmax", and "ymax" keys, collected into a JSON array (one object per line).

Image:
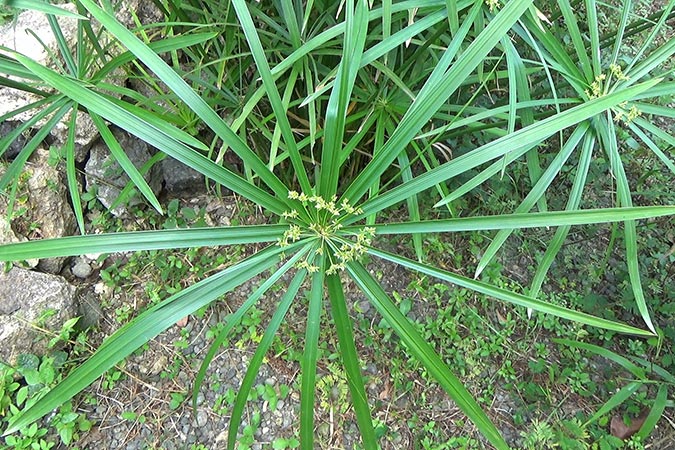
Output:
[
  {"xmin": 273, "ymin": 435, "xmax": 300, "ymax": 449},
  {"xmin": 1, "ymin": 0, "xmax": 675, "ymax": 449},
  {"xmin": 1, "ymin": 354, "xmax": 90, "ymax": 449}
]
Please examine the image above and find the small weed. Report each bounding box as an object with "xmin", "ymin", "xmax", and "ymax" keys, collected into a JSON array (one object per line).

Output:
[
  {"xmin": 1, "ymin": 353, "xmax": 90, "ymax": 449},
  {"xmin": 272, "ymin": 435, "xmax": 300, "ymax": 449}
]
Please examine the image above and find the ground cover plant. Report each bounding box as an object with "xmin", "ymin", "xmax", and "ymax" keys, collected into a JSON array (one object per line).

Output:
[{"xmin": 1, "ymin": 0, "xmax": 674, "ymax": 448}]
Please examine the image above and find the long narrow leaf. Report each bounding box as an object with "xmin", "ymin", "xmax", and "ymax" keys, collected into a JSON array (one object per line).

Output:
[
  {"xmin": 192, "ymin": 245, "xmax": 311, "ymax": 411},
  {"xmin": 347, "ymin": 261, "xmax": 509, "ymax": 449},
  {"xmin": 5, "ymin": 0, "xmax": 87, "ymax": 19},
  {"xmin": 351, "ymin": 79, "xmax": 660, "ymax": 219},
  {"xmin": 77, "ymin": 0, "xmax": 290, "ymax": 201},
  {"xmin": 227, "ymin": 269, "xmax": 307, "ymax": 450},
  {"xmin": 319, "ymin": 0, "xmax": 368, "ymax": 198},
  {"xmin": 368, "ymin": 248, "xmax": 655, "ymax": 336},
  {"xmin": 231, "ymin": 0, "xmax": 311, "ymax": 193},
  {"xmin": 300, "ymin": 253, "xmax": 325, "ymax": 449},
  {"xmin": 0, "ymin": 225, "xmax": 288, "ymax": 261},
  {"xmin": 5, "ymin": 245, "xmax": 286, "ymax": 435},
  {"xmin": 474, "ymin": 123, "xmax": 587, "ymax": 277},
  {"xmin": 342, "ymin": 0, "xmax": 533, "ymax": 205},
  {"xmin": 326, "ymin": 269, "xmax": 378, "ymax": 449},
  {"xmin": 13, "ymin": 53, "xmax": 286, "ymax": 215},
  {"xmin": 352, "ymin": 206, "xmax": 675, "ymax": 236}
]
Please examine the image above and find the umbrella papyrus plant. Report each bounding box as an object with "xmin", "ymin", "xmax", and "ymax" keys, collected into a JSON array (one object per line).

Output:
[{"xmin": 2, "ymin": 0, "xmax": 675, "ymax": 448}]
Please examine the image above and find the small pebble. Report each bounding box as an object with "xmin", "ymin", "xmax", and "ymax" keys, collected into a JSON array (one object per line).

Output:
[
  {"xmin": 72, "ymin": 258, "xmax": 93, "ymax": 278},
  {"xmin": 197, "ymin": 410, "xmax": 208, "ymax": 427}
]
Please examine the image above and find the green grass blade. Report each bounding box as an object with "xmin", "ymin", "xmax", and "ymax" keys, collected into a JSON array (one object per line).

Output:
[
  {"xmin": 625, "ymin": 0, "xmax": 675, "ymax": 74},
  {"xmin": 327, "ymin": 270, "xmax": 378, "ymax": 449},
  {"xmin": 300, "ymin": 253, "xmax": 325, "ymax": 449},
  {"xmin": 231, "ymin": 0, "xmax": 311, "ymax": 193},
  {"xmin": 319, "ymin": 0, "xmax": 368, "ymax": 198},
  {"xmin": 298, "ymin": 8, "xmax": 450, "ymax": 107},
  {"xmin": 529, "ymin": 132, "xmax": 594, "ymax": 299},
  {"xmin": 635, "ymin": 102, "xmax": 675, "ymax": 119},
  {"xmin": 624, "ymin": 35, "xmax": 675, "ymax": 82},
  {"xmin": 516, "ymin": 10, "xmax": 585, "ymax": 93},
  {"xmin": 368, "ymin": 247, "xmax": 655, "ymax": 336},
  {"xmin": 0, "ymin": 225, "xmax": 288, "ymax": 261},
  {"xmin": 585, "ymin": 0, "xmax": 601, "ymax": 76},
  {"xmin": 609, "ymin": 0, "xmax": 631, "ymax": 67},
  {"xmin": 351, "ymin": 78, "xmax": 660, "ymax": 219},
  {"xmin": 628, "ymin": 121, "xmax": 675, "ymax": 176},
  {"xmin": 279, "ymin": 0, "xmax": 302, "ymax": 48},
  {"xmin": 0, "ymin": 98, "xmax": 71, "ymax": 191},
  {"xmin": 503, "ymin": 38, "xmax": 545, "ymax": 212},
  {"xmin": 584, "ymin": 381, "xmax": 643, "ymax": 427},
  {"xmin": 93, "ymin": 32, "xmax": 220, "ymax": 83},
  {"xmin": 64, "ymin": 108, "xmax": 85, "ymax": 234},
  {"xmin": 192, "ymin": 244, "xmax": 310, "ymax": 411},
  {"xmin": 46, "ymin": 14, "xmax": 76, "ymax": 76},
  {"xmin": 446, "ymin": 0, "xmax": 458, "ymax": 33},
  {"xmin": 474, "ymin": 123, "xmax": 587, "ymax": 277},
  {"xmin": 347, "ymin": 261, "xmax": 509, "ymax": 449},
  {"xmin": 77, "ymin": 0, "xmax": 289, "ymax": 199},
  {"xmin": 12, "ymin": 52, "xmax": 286, "ymax": 215},
  {"xmin": 4, "ymin": 245, "xmax": 285, "ymax": 436},
  {"xmin": 342, "ymin": 0, "xmax": 532, "ymax": 205},
  {"xmin": 630, "ymin": 356, "xmax": 675, "ymax": 384},
  {"xmin": 0, "ymin": 96, "xmax": 60, "ymax": 157},
  {"xmin": 0, "ymin": 53, "xmax": 42, "ymax": 82},
  {"xmin": 109, "ymin": 151, "xmax": 164, "ymax": 213},
  {"xmin": 637, "ymin": 385, "xmax": 668, "ymax": 439},
  {"xmin": 632, "ymin": 116, "xmax": 675, "ymax": 149},
  {"xmin": 104, "ymin": 95, "xmax": 209, "ymax": 151},
  {"xmin": 397, "ymin": 144, "xmax": 423, "ymax": 261},
  {"xmin": 551, "ymin": 338, "xmax": 647, "ymax": 379},
  {"xmin": 357, "ymin": 206, "xmax": 675, "ymax": 235},
  {"xmin": 91, "ymin": 32, "xmax": 219, "ymax": 83},
  {"xmin": 5, "ymin": 0, "xmax": 87, "ymax": 19},
  {"xmin": 89, "ymin": 112, "xmax": 163, "ymax": 214},
  {"xmin": 557, "ymin": 0, "xmax": 593, "ymax": 81},
  {"xmin": 227, "ymin": 269, "xmax": 307, "ymax": 450},
  {"xmin": 602, "ymin": 115, "xmax": 656, "ymax": 334}
]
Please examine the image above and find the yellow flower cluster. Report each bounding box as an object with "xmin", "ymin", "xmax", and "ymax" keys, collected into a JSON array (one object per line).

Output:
[
  {"xmin": 279, "ymin": 191, "xmax": 374, "ymax": 274},
  {"xmin": 278, "ymin": 224, "xmax": 302, "ymax": 248},
  {"xmin": 613, "ymin": 103, "xmax": 642, "ymax": 125},
  {"xmin": 585, "ymin": 73, "xmax": 606, "ymax": 99},
  {"xmin": 585, "ymin": 64, "xmax": 630, "ymax": 99},
  {"xmin": 485, "ymin": 0, "xmax": 500, "ymax": 12},
  {"xmin": 287, "ymin": 191, "xmax": 363, "ymax": 217},
  {"xmin": 326, "ymin": 227, "xmax": 375, "ymax": 275},
  {"xmin": 609, "ymin": 63, "xmax": 629, "ymax": 81}
]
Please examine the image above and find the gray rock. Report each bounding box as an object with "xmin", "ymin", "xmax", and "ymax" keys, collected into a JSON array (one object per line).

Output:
[
  {"xmin": 0, "ymin": 214, "xmax": 38, "ymax": 269},
  {"xmin": 72, "ymin": 257, "xmax": 93, "ymax": 279},
  {"xmin": 0, "ymin": 5, "xmax": 78, "ymax": 66},
  {"xmin": 77, "ymin": 290, "xmax": 104, "ymax": 330},
  {"xmin": 0, "ymin": 267, "xmax": 78, "ymax": 364},
  {"xmin": 116, "ymin": 0, "xmax": 164, "ymax": 29},
  {"xmin": 162, "ymin": 157, "xmax": 206, "ymax": 195},
  {"xmin": 0, "ymin": 121, "xmax": 28, "ymax": 160},
  {"xmin": 0, "ymin": 6, "xmax": 93, "ymax": 156},
  {"xmin": 25, "ymin": 149, "xmax": 77, "ymax": 273},
  {"xmin": 196, "ymin": 409, "xmax": 208, "ymax": 427},
  {"xmin": 49, "ymin": 111, "xmax": 101, "ymax": 163},
  {"xmin": 0, "ymin": 149, "xmax": 77, "ymax": 273},
  {"xmin": 85, "ymin": 127, "xmax": 162, "ymax": 217}
]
